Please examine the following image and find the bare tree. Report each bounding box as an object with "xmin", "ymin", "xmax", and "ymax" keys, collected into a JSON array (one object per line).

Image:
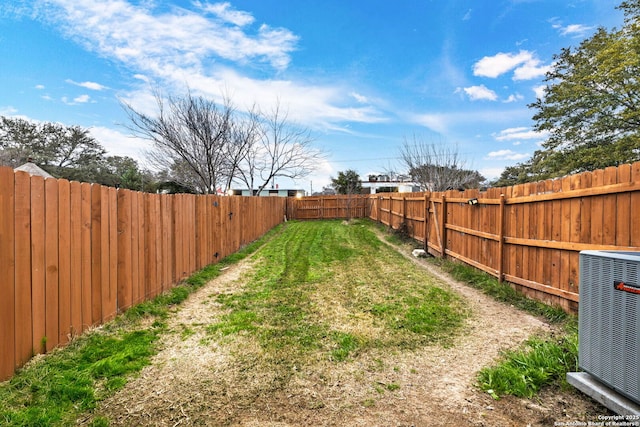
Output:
[
  {"xmin": 399, "ymin": 134, "xmax": 485, "ymax": 191},
  {"xmin": 227, "ymin": 106, "xmax": 262, "ymax": 194},
  {"xmin": 122, "ymin": 91, "xmax": 236, "ymax": 194},
  {"xmin": 236, "ymin": 101, "xmax": 324, "ymax": 195},
  {"xmin": 123, "ymin": 92, "xmax": 323, "ymax": 195}
]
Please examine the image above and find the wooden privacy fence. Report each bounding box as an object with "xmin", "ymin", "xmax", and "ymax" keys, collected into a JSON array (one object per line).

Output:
[
  {"xmin": 288, "ymin": 194, "xmax": 370, "ymax": 220},
  {"xmin": 292, "ymin": 161, "xmax": 640, "ymax": 313},
  {"xmin": 0, "ymin": 166, "xmax": 286, "ymax": 381}
]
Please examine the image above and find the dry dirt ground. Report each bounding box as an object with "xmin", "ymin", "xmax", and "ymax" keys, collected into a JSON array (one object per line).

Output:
[{"xmin": 80, "ymin": 237, "xmax": 609, "ymax": 427}]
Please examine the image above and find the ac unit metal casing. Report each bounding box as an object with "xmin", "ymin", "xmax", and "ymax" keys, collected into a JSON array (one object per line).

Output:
[{"xmin": 579, "ymin": 250, "xmax": 640, "ymax": 404}]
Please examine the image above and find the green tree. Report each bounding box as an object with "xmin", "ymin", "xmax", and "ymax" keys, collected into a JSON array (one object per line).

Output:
[
  {"xmin": 499, "ymin": 0, "xmax": 640, "ymax": 185},
  {"xmin": 97, "ymin": 156, "xmax": 151, "ymax": 190},
  {"xmin": 0, "ymin": 116, "xmax": 107, "ymax": 181},
  {"xmin": 331, "ymin": 169, "xmax": 362, "ymax": 195},
  {"xmin": 0, "ymin": 116, "xmax": 158, "ymax": 190}
]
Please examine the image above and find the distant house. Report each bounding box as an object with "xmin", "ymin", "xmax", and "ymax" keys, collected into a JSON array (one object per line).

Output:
[
  {"xmin": 14, "ymin": 162, "xmax": 53, "ymax": 178},
  {"xmin": 229, "ymin": 188, "xmax": 305, "ymax": 197},
  {"xmin": 361, "ymin": 174, "xmax": 420, "ymax": 194}
]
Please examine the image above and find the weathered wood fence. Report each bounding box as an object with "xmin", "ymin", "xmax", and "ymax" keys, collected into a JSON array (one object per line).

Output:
[
  {"xmin": 291, "ymin": 162, "xmax": 640, "ymax": 313},
  {"xmin": 3, "ymin": 161, "xmax": 639, "ymax": 380},
  {"xmin": 287, "ymin": 194, "xmax": 370, "ymax": 220},
  {"xmin": 0, "ymin": 166, "xmax": 286, "ymax": 381}
]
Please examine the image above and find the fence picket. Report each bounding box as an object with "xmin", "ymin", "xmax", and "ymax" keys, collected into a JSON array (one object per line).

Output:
[
  {"xmin": 58, "ymin": 179, "xmax": 71, "ymax": 346},
  {"xmin": 45, "ymin": 178, "xmax": 59, "ymax": 352},
  {"xmin": 80, "ymin": 183, "xmax": 92, "ymax": 331},
  {"xmin": 14, "ymin": 172, "xmax": 31, "ymax": 367},
  {"xmin": 117, "ymin": 189, "xmax": 132, "ymax": 311},
  {"xmin": 0, "ymin": 167, "xmax": 15, "ymax": 379},
  {"xmin": 632, "ymin": 163, "xmax": 640, "ymax": 247},
  {"xmin": 31, "ymin": 176, "xmax": 46, "ymax": 353},
  {"xmin": 70, "ymin": 181, "xmax": 82, "ymax": 337},
  {"xmin": 616, "ymin": 164, "xmax": 631, "ymax": 247}
]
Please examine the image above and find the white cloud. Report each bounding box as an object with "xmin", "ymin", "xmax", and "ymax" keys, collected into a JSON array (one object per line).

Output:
[
  {"xmin": 74, "ymin": 94, "xmax": 91, "ymax": 103},
  {"xmin": 66, "ymin": 79, "xmax": 107, "ymax": 90},
  {"xmin": 550, "ymin": 18, "xmax": 595, "ymax": 38},
  {"xmin": 121, "ymin": 68, "xmax": 388, "ymax": 132},
  {"xmin": 195, "ymin": 1, "xmax": 255, "ymax": 27},
  {"xmin": 133, "ymin": 74, "xmax": 149, "ymax": 82},
  {"xmin": 89, "ymin": 126, "xmax": 152, "ymax": 163},
  {"xmin": 478, "ymin": 167, "xmax": 504, "ymax": 180},
  {"xmin": 533, "ymin": 85, "xmax": 547, "ymax": 99},
  {"xmin": 35, "ymin": 84, "xmax": 45, "ymax": 90},
  {"xmin": 462, "ymin": 85, "xmax": 498, "ymax": 101},
  {"xmin": 503, "ymin": 93, "xmax": 524, "ymax": 103},
  {"xmin": 493, "ymin": 127, "xmax": 548, "ymax": 141},
  {"xmin": 408, "ymin": 108, "xmax": 531, "ymax": 134},
  {"xmin": 485, "ymin": 149, "xmax": 530, "ymax": 161},
  {"xmin": 513, "ymin": 59, "xmax": 550, "ymax": 80},
  {"xmin": 474, "ymin": 51, "xmax": 533, "ymax": 78},
  {"xmin": 473, "ymin": 50, "xmax": 549, "ymax": 81},
  {"xmin": 33, "ymin": 1, "xmax": 387, "ymax": 129},
  {"xmin": 409, "ymin": 113, "xmax": 450, "ymax": 134},
  {"xmin": 462, "ymin": 9, "xmax": 472, "ymax": 21},
  {"xmin": 350, "ymin": 92, "xmax": 369, "ymax": 104},
  {"xmin": 561, "ymin": 24, "xmax": 595, "ymax": 37},
  {"xmin": 41, "ymin": 0, "xmax": 298, "ymax": 72},
  {"xmin": 0, "ymin": 106, "xmax": 19, "ymax": 116},
  {"xmin": 61, "ymin": 94, "xmax": 92, "ymax": 104}
]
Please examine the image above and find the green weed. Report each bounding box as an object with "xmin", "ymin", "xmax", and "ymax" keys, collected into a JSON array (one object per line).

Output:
[
  {"xmin": 386, "ymin": 383, "xmax": 400, "ymax": 391},
  {"xmin": 478, "ymin": 322, "xmax": 578, "ymax": 399}
]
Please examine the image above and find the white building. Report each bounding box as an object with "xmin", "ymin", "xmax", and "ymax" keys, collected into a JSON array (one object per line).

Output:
[
  {"xmin": 361, "ymin": 174, "xmax": 420, "ymax": 194},
  {"xmin": 229, "ymin": 188, "xmax": 305, "ymax": 197}
]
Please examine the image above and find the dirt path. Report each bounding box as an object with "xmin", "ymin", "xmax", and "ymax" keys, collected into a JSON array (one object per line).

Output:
[{"xmin": 82, "ymin": 237, "xmax": 606, "ymax": 427}]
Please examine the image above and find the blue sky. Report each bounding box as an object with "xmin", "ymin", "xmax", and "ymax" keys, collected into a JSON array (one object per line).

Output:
[{"xmin": 0, "ymin": 0, "xmax": 624, "ymax": 192}]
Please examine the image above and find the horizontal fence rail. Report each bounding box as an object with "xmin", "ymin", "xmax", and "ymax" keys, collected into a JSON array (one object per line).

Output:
[
  {"xmin": 287, "ymin": 194, "xmax": 370, "ymax": 220},
  {"xmin": 290, "ymin": 162, "xmax": 640, "ymax": 313},
  {"xmin": 0, "ymin": 166, "xmax": 287, "ymax": 381}
]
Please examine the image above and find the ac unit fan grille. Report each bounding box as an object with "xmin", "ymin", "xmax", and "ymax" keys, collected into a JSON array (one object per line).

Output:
[{"xmin": 579, "ymin": 251, "xmax": 640, "ymax": 404}]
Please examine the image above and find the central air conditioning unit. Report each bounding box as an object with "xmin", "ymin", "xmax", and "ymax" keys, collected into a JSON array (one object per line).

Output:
[{"xmin": 579, "ymin": 250, "xmax": 640, "ymax": 405}]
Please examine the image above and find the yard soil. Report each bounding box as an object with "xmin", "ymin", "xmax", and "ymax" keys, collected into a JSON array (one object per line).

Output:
[{"xmin": 81, "ymin": 233, "xmax": 608, "ymax": 427}]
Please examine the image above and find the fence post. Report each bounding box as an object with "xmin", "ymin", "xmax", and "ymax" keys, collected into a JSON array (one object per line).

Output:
[
  {"xmin": 498, "ymin": 193, "xmax": 506, "ymax": 283},
  {"xmin": 402, "ymin": 195, "xmax": 407, "ymax": 225},
  {"xmin": 440, "ymin": 194, "xmax": 447, "ymax": 258},
  {"xmin": 424, "ymin": 193, "xmax": 429, "ymax": 251}
]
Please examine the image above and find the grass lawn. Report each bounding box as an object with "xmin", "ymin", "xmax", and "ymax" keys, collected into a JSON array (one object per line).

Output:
[
  {"xmin": 0, "ymin": 219, "xmax": 469, "ymax": 426},
  {"xmin": 206, "ymin": 219, "xmax": 468, "ymax": 369}
]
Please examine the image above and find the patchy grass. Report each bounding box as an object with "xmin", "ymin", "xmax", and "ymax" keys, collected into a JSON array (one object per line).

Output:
[
  {"xmin": 0, "ymin": 220, "xmax": 469, "ymax": 425},
  {"xmin": 207, "ymin": 219, "xmax": 469, "ymax": 379},
  {"xmin": 424, "ymin": 257, "xmax": 579, "ymax": 400},
  {"xmin": 427, "ymin": 256, "xmax": 568, "ymax": 324},
  {"xmin": 372, "ymin": 220, "xmax": 579, "ymax": 401},
  {"xmin": 0, "ymin": 226, "xmax": 280, "ymax": 427}
]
